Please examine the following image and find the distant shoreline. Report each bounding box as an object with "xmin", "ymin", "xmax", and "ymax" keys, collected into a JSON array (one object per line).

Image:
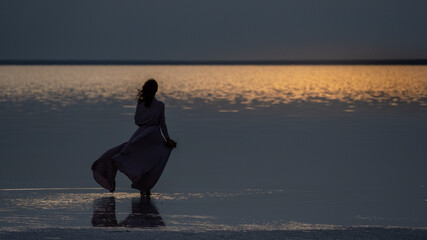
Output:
[{"xmin": 1, "ymin": 59, "xmax": 427, "ymax": 65}]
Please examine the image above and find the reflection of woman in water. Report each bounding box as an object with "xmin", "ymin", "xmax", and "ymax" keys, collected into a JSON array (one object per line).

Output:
[
  {"xmin": 92, "ymin": 197, "xmax": 165, "ymax": 228},
  {"xmin": 92, "ymin": 79, "xmax": 176, "ymax": 196}
]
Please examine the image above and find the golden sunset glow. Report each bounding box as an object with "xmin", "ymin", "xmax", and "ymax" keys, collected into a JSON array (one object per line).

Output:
[{"xmin": 1, "ymin": 66, "xmax": 427, "ymax": 108}]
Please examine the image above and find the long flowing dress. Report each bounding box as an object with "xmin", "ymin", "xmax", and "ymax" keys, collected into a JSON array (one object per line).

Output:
[{"xmin": 91, "ymin": 98, "xmax": 172, "ymax": 192}]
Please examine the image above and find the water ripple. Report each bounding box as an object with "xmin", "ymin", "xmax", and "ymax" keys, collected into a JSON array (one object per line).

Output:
[{"xmin": 1, "ymin": 66, "xmax": 427, "ymax": 111}]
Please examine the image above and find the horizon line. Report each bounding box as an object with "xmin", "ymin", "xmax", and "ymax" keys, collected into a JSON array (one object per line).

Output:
[{"xmin": 1, "ymin": 59, "xmax": 427, "ymax": 65}]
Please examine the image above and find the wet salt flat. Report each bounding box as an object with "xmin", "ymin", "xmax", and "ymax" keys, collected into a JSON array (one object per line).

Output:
[
  {"xmin": 0, "ymin": 188, "xmax": 426, "ymax": 240},
  {"xmin": 1, "ymin": 188, "xmax": 384, "ymax": 231},
  {"xmin": 0, "ymin": 66, "xmax": 427, "ymax": 238},
  {"xmin": 0, "ymin": 188, "xmax": 426, "ymax": 239}
]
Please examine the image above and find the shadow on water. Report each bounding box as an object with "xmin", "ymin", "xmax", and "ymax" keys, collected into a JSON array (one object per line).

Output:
[{"xmin": 92, "ymin": 197, "xmax": 165, "ymax": 228}]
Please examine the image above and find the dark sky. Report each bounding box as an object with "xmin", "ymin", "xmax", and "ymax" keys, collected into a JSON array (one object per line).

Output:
[{"xmin": 1, "ymin": 0, "xmax": 427, "ymax": 61}]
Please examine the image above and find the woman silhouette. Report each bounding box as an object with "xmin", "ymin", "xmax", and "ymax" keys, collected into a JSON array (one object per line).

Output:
[{"xmin": 92, "ymin": 79, "xmax": 176, "ymax": 196}]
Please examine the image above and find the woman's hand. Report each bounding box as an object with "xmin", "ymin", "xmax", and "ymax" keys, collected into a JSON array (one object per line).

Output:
[{"xmin": 166, "ymin": 138, "xmax": 177, "ymax": 149}]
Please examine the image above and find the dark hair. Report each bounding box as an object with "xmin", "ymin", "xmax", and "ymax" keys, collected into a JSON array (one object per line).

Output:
[{"xmin": 137, "ymin": 79, "xmax": 158, "ymax": 107}]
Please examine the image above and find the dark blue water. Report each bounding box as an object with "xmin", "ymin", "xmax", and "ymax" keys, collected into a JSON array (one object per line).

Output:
[{"xmin": 0, "ymin": 66, "xmax": 426, "ymax": 231}]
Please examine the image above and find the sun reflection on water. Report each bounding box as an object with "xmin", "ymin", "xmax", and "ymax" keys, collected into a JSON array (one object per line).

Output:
[
  {"xmin": 4, "ymin": 189, "xmax": 283, "ymax": 210},
  {"xmin": 0, "ymin": 189, "xmax": 350, "ymax": 231},
  {"xmin": 1, "ymin": 66, "xmax": 427, "ymax": 110},
  {"xmin": 1, "ymin": 189, "xmax": 427, "ymax": 231}
]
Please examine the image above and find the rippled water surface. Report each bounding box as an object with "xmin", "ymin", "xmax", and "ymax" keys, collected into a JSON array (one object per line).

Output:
[
  {"xmin": 0, "ymin": 66, "xmax": 426, "ymax": 232},
  {"xmin": 2, "ymin": 65, "xmax": 427, "ymax": 108}
]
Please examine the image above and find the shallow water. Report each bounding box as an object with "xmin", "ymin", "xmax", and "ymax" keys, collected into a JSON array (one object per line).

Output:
[
  {"xmin": 0, "ymin": 66, "xmax": 426, "ymax": 232},
  {"xmin": 0, "ymin": 187, "xmax": 426, "ymax": 231}
]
